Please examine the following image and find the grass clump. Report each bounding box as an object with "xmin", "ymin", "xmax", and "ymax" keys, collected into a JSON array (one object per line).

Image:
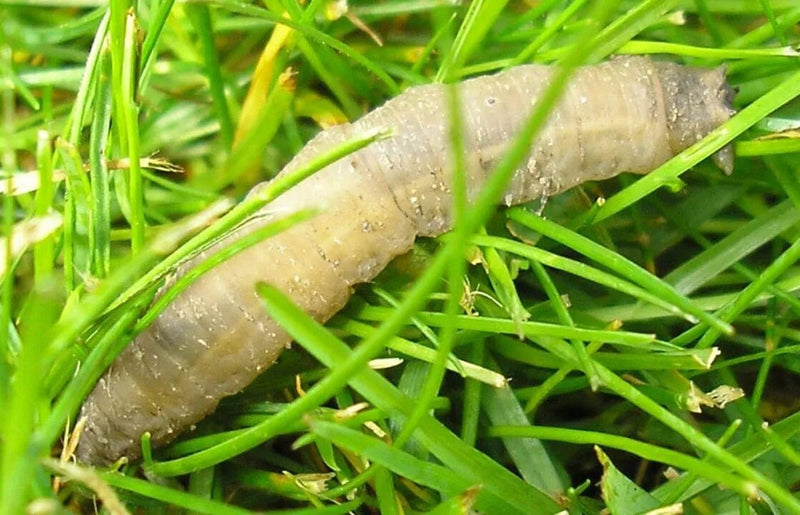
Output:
[{"xmin": 2, "ymin": 0, "xmax": 800, "ymax": 513}]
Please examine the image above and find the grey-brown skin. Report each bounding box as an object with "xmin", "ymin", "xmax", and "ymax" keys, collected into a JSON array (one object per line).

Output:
[{"xmin": 77, "ymin": 56, "xmax": 735, "ymax": 465}]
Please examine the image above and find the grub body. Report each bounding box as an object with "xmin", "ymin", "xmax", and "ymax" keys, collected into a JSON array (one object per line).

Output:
[{"xmin": 77, "ymin": 57, "xmax": 734, "ymax": 465}]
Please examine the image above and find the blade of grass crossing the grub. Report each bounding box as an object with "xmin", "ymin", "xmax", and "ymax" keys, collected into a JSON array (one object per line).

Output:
[
  {"xmin": 393, "ymin": 83, "xmax": 469, "ymax": 449},
  {"xmin": 44, "ymin": 199, "xmax": 233, "ymax": 365},
  {"xmin": 135, "ymin": 209, "xmax": 316, "ymax": 332},
  {"xmin": 587, "ymin": 68, "xmax": 800, "ymax": 223},
  {"xmin": 108, "ymin": 128, "xmax": 389, "ymax": 314},
  {"xmin": 507, "ymin": 208, "xmax": 734, "ymax": 335}
]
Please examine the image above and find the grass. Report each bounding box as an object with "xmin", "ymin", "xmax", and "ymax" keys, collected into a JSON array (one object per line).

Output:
[{"xmin": 2, "ymin": 0, "xmax": 800, "ymax": 513}]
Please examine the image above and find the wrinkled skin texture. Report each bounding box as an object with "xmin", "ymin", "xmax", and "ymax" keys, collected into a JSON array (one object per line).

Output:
[{"xmin": 77, "ymin": 56, "xmax": 734, "ymax": 465}]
